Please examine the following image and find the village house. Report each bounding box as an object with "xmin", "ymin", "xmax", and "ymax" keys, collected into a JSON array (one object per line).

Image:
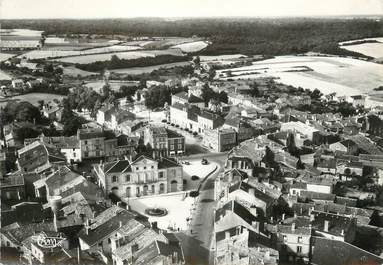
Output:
[
  {"xmin": 203, "ymin": 128, "xmax": 237, "ymax": 152},
  {"xmin": 172, "ymin": 91, "xmax": 205, "ymax": 109},
  {"xmin": 17, "ymin": 141, "xmax": 66, "ymax": 173},
  {"xmin": 33, "ymin": 166, "xmax": 87, "ymax": 201},
  {"xmin": 77, "ymin": 128, "xmax": 118, "ymax": 160}
]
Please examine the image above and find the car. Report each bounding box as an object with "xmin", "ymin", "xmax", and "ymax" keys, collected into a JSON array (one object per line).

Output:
[{"xmin": 201, "ymin": 158, "xmax": 208, "ymax": 165}]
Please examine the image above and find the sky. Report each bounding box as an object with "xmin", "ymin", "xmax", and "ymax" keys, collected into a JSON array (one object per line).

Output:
[{"xmin": 1, "ymin": 0, "xmax": 383, "ymax": 19}]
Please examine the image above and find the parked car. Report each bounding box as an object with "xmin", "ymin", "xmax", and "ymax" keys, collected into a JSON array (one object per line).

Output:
[{"xmin": 201, "ymin": 158, "xmax": 208, "ymax": 165}]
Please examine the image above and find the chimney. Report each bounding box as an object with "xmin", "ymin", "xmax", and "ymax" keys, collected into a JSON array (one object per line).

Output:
[
  {"xmin": 282, "ymin": 213, "xmax": 285, "ymax": 220},
  {"xmin": 53, "ymin": 213, "xmax": 58, "ymax": 232},
  {"xmin": 291, "ymin": 223, "xmax": 296, "ymax": 231},
  {"xmin": 225, "ymin": 231, "xmax": 230, "ymax": 240},
  {"xmin": 77, "ymin": 247, "xmax": 81, "ymax": 265},
  {"xmin": 341, "ymin": 229, "xmax": 344, "ymax": 236},
  {"xmin": 324, "ymin": 220, "xmax": 329, "ymax": 232},
  {"xmin": 250, "ymin": 207, "xmax": 257, "ymax": 217},
  {"xmin": 119, "ymin": 221, "xmax": 122, "ymax": 228},
  {"xmin": 131, "ymin": 243, "xmax": 139, "ymax": 254},
  {"xmin": 248, "ymin": 188, "xmax": 255, "ymax": 196},
  {"xmin": 310, "ymin": 213, "xmax": 315, "ymax": 222}
]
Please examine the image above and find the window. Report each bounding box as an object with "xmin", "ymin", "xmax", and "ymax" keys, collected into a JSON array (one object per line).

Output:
[
  {"xmin": 178, "ymin": 144, "xmax": 182, "ymax": 149},
  {"xmin": 297, "ymin": 246, "xmax": 302, "ymax": 253},
  {"xmin": 151, "ymin": 166, "xmax": 154, "ymax": 169},
  {"xmin": 125, "ymin": 175, "xmax": 130, "ymax": 182},
  {"xmin": 136, "ymin": 167, "xmax": 139, "ymax": 170},
  {"xmin": 112, "ymin": 176, "xmax": 118, "ymax": 182},
  {"xmin": 144, "ymin": 167, "xmax": 146, "ymax": 170},
  {"xmin": 170, "ymin": 144, "xmax": 174, "ymax": 150},
  {"xmin": 159, "ymin": 172, "xmax": 164, "ymax": 178},
  {"xmin": 84, "ymin": 140, "xmax": 88, "ymax": 145},
  {"xmin": 84, "ymin": 151, "xmax": 89, "ymax": 158}
]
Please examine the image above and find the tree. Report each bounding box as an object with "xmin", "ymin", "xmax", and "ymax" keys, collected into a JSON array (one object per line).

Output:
[
  {"xmin": 296, "ymin": 158, "xmax": 305, "ymax": 170},
  {"xmin": 262, "ymin": 146, "xmax": 276, "ymax": 168},
  {"xmin": 286, "ymin": 133, "xmax": 298, "ymax": 157},
  {"xmin": 249, "ymin": 82, "xmax": 260, "ymax": 97}
]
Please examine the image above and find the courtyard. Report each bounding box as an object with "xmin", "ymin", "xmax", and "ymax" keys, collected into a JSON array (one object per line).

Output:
[{"xmin": 126, "ymin": 192, "xmax": 196, "ymax": 231}]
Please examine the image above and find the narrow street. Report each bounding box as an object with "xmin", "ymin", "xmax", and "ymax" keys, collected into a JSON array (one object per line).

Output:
[{"xmin": 177, "ymin": 155, "xmax": 226, "ymax": 265}]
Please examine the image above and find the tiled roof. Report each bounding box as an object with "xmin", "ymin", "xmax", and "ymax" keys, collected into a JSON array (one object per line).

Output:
[
  {"xmin": 103, "ymin": 160, "xmax": 131, "ymax": 173},
  {"xmin": 78, "ymin": 209, "xmax": 135, "ymax": 247},
  {"xmin": 311, "ymin": 210, "xmax": 355, "ymax": 236},
  {"xmin": 311, "ymin": 236, "xmax": 383, "ymax": 265}
]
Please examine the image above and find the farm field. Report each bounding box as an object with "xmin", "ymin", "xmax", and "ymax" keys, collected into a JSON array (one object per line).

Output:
[
  {"xmin": 19, "ymin": 45, "xmax": 142, "ymax": 60},
  {"xmin": 200, "ymin": 54, "xmax": 247, "ymax": 61},
  {"xmin": 0, "ymin": 93, "xmax": 66, "ymax": 108},
  {"xmin": 110, "ymin": 61, "xmax": 192, "ymax": 75},
  {"xmin": 0, "ymin": 53, "xmax": 15, "ymax": 62},
  {"xmin": 216, "ymin": 55, "xmax": 383, "ymax": 96},
  {"xmin": 340, "ymin": 43, "xmax": 383, "ymax": 59},
  {"xmin": 63, "ymin": 66, "xmax": 98, "ymax": 77},
  {"xmin": 171, "ymin": 41, "xmax": 209, "ymax": 53},
  {"xmin": 0, "ymin": 69, "xmax": 13, "ymax": 80},
  {"xmin": 54, "ymin": 49, "xmax": 184, "ymax": 64}
]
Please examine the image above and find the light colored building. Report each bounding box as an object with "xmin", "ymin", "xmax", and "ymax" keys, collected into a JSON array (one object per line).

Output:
[
  {"xmin": 203, "ymin": 128, "xmax": 237, "ymax": 152},
  {"xmin": 93, "ymin": 155, "xmax": 183, "ymax": 198}
]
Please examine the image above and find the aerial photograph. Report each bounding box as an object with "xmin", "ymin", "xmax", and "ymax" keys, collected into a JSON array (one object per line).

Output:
[{"xmin": 0, "ymin": 0, "xmax": 383, "ymax": 264}]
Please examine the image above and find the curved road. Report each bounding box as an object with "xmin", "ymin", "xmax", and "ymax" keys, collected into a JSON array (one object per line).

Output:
[{"xmin": 177, "ymin": 153, "xmax": 227, "ymax": 265}]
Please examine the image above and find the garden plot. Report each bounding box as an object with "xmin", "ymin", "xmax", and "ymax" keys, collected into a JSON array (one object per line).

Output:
[{"xmin": 127, "ymin": 193, "xmax": 195, "ymax": 231}]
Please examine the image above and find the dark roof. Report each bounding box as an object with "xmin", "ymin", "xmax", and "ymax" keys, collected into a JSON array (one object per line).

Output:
[
  {"xmin": 1, "ymin": 222, "xmax": 55, "ymax": 246},
  {"xmin": 166, "ymin": 129, "xmax": 184, "ymax": 139},
  {"xmin": 300, "ymin": 190, "xmax": 335, "ymax": 201},
  {"xmin": 103, "ymin": 160, "xmax": 131, "ymax": 173},
  {"xmin": 158, "ymin": 158, "xmax": 181, "ymax": 169},
  {"xmin": 311, "ymin": 210, "xmax": 355, "ymax": 236},
  {"xmin": 78, "ymin": 128, "xmax": 105, "ymax": 140},
  {"xmin": 311, "ymin": 236, "xmax": 383, "ymax": 265},
  {"xmin": 117, "ymin": 135, "xmax": 139, "ymax": 147},
  {"xmin": 188, "ymin": 94, "xmax": 204, "ymax": 103},
  {"xmin": 78, "ymin": 210, "xmax": 135, "ymax": 247},
  {"xmin": 44, "ymin": 166, "xmax": 84, "ymax": 192},
  {"xmin": 215, "ymin": 200, "xmax": 265, "ymax": 224}
]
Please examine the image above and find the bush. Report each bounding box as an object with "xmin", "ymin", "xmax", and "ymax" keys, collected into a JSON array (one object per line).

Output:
[
  {"xmin": 189, "ymin": 190, "xmax": 199, "ymax": 197},
  {"xmin": 161, "ymin": 119, "xmax": 167, "ymax": 123},
  {"xmin": 193, "ymin": 132, "xmax": 198, "ymax": 136},
  {"xmin": 175, "ymin": 124, "xmax": 179, "ymax": 128},
  {"xmin": 191, "ymin": 175, "xmax": 200, "ymax": 181},
  {"xmin": 171, "ymin": 123, "xmax": 175, "ymax": 126}
]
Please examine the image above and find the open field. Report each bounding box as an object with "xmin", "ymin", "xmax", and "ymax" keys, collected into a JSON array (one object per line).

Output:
[
  {"xmin": 0, "ymin": 70, "xmax": 13, "ymax": 81},
  {"xmin": 171, "ymin": 41, "xmax": 209, "ymax": 53},
  {"xmin": 110, "ymin": 61, "xmax": 191, "ymax": 75},
  {"xmin": 340, "ymin": 43, "xmax": 383, "ymax": 59},
  {"xmin": 217, "ymin": 55, "xmax": 383, "ymax": 96},
  {"xmin": 0, "ymin": 53, "xmax": 16, "ymax": 62},
  {"xmin": 0, "ymin": 93, "xmax": 66, "ymax": 108},
  {"xmin": 63, "ymin": 66, "xmax": 98, "ymax": 77},
  {"xmin": 19, "ymin": 45, "xmax": 142, "ymax": 60},
  {"xmin": 54, "ymin": 49, "xmax": 184, "ymax": 64},
  {"xmin": 200, "ymin": 54, "xmax": 247, "ymax": 61}
]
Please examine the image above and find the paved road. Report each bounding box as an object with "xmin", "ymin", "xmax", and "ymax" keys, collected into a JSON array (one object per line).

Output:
[{"xmin": 177, "ymin": 156, "xmax": 225, "ymax": 265}]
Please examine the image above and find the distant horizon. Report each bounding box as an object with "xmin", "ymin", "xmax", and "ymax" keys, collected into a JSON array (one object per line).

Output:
[
  {"xmin": 1, "ymin": 0, "xmax": 382, "ymax": 20},
  {"xmin": 1, "ymin": 14, "xmax": 383, "ymax": 21}
]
